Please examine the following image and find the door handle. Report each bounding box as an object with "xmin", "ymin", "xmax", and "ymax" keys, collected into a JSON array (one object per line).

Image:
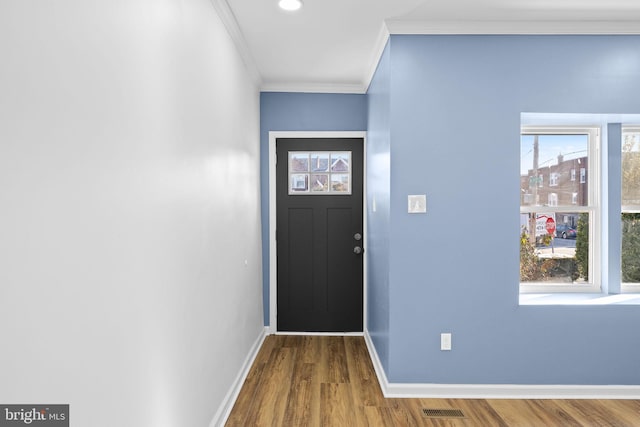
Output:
[{"xmin": 353, "ymin": 246, "xmax": 364, "ymax": 255}]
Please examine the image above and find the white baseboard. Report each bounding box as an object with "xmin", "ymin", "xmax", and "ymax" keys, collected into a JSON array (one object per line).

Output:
[
  {"xmin": 363, "ymin": 330, "xmax": 640, "ymax": 400},
  {"xmin": 363, "ymin": 329, "xmax": 391, "ymax": 392},
  {"xmin": 209, "ymin": 327, "xmax": 268, "ymax": 427}
]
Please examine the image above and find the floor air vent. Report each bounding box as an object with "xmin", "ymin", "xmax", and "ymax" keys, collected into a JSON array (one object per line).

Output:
[{"xmin": 422, "ymin": 408, "xmax": 466, "ymax": 419}]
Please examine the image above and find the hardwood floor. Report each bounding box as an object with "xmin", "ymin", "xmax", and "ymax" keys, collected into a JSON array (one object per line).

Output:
[{"xmin": 225, "ymin": 335, "xmax": 640, "ymax": 426}]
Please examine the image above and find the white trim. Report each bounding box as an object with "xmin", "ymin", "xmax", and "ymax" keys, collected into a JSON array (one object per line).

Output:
[
  {"xmin": 520, "ymin": 126, "xmax": 601, "ymax": 294},
  {"xmin": 622, "ymin": 284, "xmax": 640, "ymax": 293},
  {"xmin": 209, "ymin": 327, "xmax": 268, "ymax": 427},
  {"xmin": 363, "ymin": 331, "xmax": 640, "ymax": 400},
  {"xmin": 384, "ymin": 383, "xmax": 640, "ymax": 400},
  {"xmin": 363, "ymin": 329, "xmax": 391, "ymax": 394},
  {"xmin": 520, "ymin": 292, "xmax": 640, "ymax": 305},
  {"xmin": 260, "ymin": 81, "xmax": 367, "ymax": 94},
  {"xmin": 208, "ymin": 0, "xmax": 262, "ymax": 88},
  {"xmin": 268, "ymin": 131, "xmax": 367, "ymax": 333},
  {"xmin": 363, "ymin": 22, "xmax": 391, "ymax": 94},
  {"xmin": 384, "ymin": 20, "xmax": 640, "ymax": 36}
]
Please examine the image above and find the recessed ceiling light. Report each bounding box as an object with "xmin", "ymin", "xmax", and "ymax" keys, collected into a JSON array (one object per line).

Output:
[{"xmin": 278, "ymin": 0, "xmax": 302, "ymax": 12}]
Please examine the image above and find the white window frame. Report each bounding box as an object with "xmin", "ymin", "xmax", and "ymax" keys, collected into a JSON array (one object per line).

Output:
[
  {"xmin": 621, "ymin": 126, "xmax": 640, "ymax": 293},
  {"xmin": 520, "ymin": 126, "xmax": 601, "ymax": 293},
  {"xmin": 549, "ymin": 172, "xmax": 559, "ymax": 187},
  {"xmin": 571, "ymin": 168, "xmax": 576, "ymax": 181}
]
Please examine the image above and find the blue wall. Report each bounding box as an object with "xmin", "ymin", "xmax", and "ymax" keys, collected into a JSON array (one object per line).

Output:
[
  {"xmin": 371, "ymin": 35, "xmax": 640, "ymax": 384},
  {"xmin": 366, "ymin": 42, "xmax": 392, "ymax": 374},
  {"xmin": 260, "ymin": 36, "xmax": 640, "ymax": 386},
  {"xmin": 259, "ymin": 93, "xmax": 368, "ymax": 325}
]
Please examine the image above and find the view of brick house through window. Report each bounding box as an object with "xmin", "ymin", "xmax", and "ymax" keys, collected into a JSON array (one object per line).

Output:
[
  {"xmin": 520, "ymin": 122, "xmax": 640, "ymax": 294},
  {"xmin": 519, "ymin": 129, "xmax": 594, "ymax": 290}
]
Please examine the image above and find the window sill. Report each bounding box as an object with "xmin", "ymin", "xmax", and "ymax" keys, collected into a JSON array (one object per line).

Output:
[{"xmin": 520, "ymin": 293, "xmax": 640, "ymax": 306}]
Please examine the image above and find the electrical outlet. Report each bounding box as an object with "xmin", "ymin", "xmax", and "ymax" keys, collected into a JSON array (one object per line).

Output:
[{"xmin": 441, "ymin": 333, "xmax": 452, "ymax": 351}]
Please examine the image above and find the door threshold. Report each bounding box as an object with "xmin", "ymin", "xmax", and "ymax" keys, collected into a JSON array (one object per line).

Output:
[{"xmin": 273, "ymin": 331, "xmax": 364, "ymax": 337}]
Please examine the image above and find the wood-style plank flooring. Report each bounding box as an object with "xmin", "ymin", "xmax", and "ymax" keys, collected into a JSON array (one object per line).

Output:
[{"xmin": 225, "ymin": 335, "xmax": 640, "ymax": 426}]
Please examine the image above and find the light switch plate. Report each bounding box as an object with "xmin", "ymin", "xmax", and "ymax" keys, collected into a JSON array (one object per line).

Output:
[
  {"xmin": 408, "ymin": 195, "xmax": 427, "ymax": 213},
  {"xmin": 441, "ymin": 333, "xmax": 452, "ymax": 351}
]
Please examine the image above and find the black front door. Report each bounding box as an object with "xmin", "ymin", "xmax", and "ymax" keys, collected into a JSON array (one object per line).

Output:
[{"xmin": 276, "ymin": 138, "xmax": 364, "ymax": 332}]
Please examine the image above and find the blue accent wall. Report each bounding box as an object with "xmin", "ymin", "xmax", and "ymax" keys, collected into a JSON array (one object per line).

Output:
[
  {"xmin": 366, "ymin": 42, "xmax": 392, "ymax": 374},
  {"xmin": 370, "ymin": 35, "xmax": 640, "ymax": 384},
  {"xmin": 259, "ymin": 93, "xmax": 368, "ymax": 325}
]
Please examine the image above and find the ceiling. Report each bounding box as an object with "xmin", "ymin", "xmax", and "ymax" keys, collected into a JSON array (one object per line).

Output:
[{"xmin": 221, "ymin": 0, "xmax": 640, "ymax": 93}]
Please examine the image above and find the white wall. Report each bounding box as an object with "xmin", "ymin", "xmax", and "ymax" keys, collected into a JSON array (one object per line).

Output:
[{"xmin": 0, "ymin": 1, "xmax": 263, "ymax": 425}]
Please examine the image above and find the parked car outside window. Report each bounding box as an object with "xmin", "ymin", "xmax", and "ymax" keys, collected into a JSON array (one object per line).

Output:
[{"xmin": 555, "ymin": 224, "xmax": 577, "ymax": 239}]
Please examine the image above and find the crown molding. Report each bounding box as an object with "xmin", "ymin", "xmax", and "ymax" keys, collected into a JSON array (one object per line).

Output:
[
  {"xmin": 385, "ymin": 19, "xmax": 640, "ymax": 35},
  {"xmin": 260, "ymin": 81, "xmax": 367, "ymax": 94},
  {"xmin": 209, "ymin": 0, "xmax": 263, "ymax": 88},
  {"xmin": 362, "ymin": 22, "xmax": 391, "ymax": 94}
]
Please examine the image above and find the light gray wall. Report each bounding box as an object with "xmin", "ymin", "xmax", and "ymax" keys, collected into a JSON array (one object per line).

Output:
[{"xmin": 0, "ymin": 1, "xmax": 264, "ymax": 425}]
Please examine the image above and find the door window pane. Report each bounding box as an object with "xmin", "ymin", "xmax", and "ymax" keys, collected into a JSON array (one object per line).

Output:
[
  {"xmin": 310, "ymin": 153, "xmax": 329, "ymax": 172},
  {"xmin": 290, "ymin": 174, "xmax": 308, "ymax": 192},
  {"xmin": 330, "ymin": 174, "xmax": 350, "ymax": 193},
  {"xmin": 288, "ymin": 151, "xmax": 351, "ymax": 195},
  {"xmin": 290, "ymin": 153, "xmax": 309, "ymax": 172},
  {"xmin": 331, "ymin": 152, "xmax": 350, "ymax": 172},
  {"xmin": 310, "ymin": 174, "xmax": 328, "ymax": 192}
]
